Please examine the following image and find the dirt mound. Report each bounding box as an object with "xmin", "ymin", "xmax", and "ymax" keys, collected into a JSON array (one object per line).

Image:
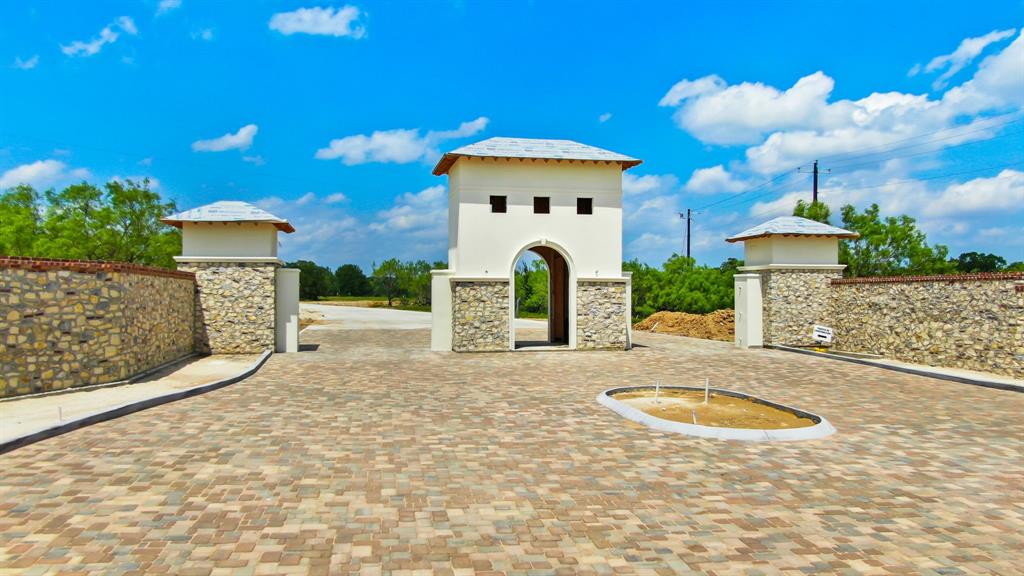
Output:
[{"xmin": 633, "ymin": 309, "xmax": 735, "ymax": 342}]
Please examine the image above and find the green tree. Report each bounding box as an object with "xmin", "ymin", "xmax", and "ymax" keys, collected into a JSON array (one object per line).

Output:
[
  {"xmin": 399, "ymin": 260, "xmax": 433, "ymax": 306},
  {"xmin": 286, "ymin": 260, "xmax": 336, "ymax": 300},
  {"xmin": 623, "ymin": 259, "xmax": 661, "ymax": 319},
  {"xmin": 793, "ymin": 199, "xmax": 832, "ymax": 224},
  {"xmin": 1005, "ymin": 261, "xmax": 1024, "ymax": 272},
  {"xmin": 372, "ymin": 258, "xmax": 403, "ymax": 306},
  {"xmin": 838, "ymin": 204, "xmax": 955, "ymax": 277},
  {"xmin": 954, "ymin": 251, "xmax": 1007, "ymax": 273},
  {"xmin": 335, "ymin": 264, "xmax": 371, "ymax": 296},
  {"xmin": 1, "ymin": 179, "xmax": 180, "ymax": 268},
  {"xmin": 0, "ymin": 185, "xmax": 41, "ymax": 255}
]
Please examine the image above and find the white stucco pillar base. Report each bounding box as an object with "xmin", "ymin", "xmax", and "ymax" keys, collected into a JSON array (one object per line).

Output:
[
  {"xmin": 430, "ymin": 270, "xmax": 454, "ymax": 351},
  {"xmin": 275, "ymin": 268, "xmax": 300, "ymax": 353},
  {"xmin": 734, "ymin": 273, "xmax": 763, "ymax": 348}
]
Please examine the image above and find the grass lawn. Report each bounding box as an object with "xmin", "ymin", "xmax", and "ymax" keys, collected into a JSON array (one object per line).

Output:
[
  {"xmin": 317, "ymin": 295, "xmax": 389, "ymax": 302},
  {"xmin": 517, "ymin": 311, "xmax": 548, "ymax": 320}
]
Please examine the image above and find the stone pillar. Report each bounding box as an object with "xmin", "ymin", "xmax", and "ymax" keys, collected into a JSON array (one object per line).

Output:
[
  {"xmin": 576, "ymin": 280, "xmax": 629, "ymax": 350},
  {"xmin": 726, "ymin": 217, "xmax": 856, "ymax": 348},
  {"xmin": 451, "ymin": 280, "xmax": 509, "ymax": 352},
  {"xmin": 177, "ymin": 261, "xmax": 278, "ymax": 354},
  {"xmin": 758, "ymin": 267, "xmax": 842, "ymax": 346}
]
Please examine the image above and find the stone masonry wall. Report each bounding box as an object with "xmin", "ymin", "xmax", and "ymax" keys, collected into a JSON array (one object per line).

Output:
[
  {"xmin": 452, "ymin": 281, "xmax": 508, "ymax": 352},
  {"xmin": 0, "ymin": 257, "xmax": 195, "ymax": 398},
  {"xmin": 760, "ymin": 268, "xmax": 841, "ymax": 347},
  {"xmin": 576, "ymin": 281, "xmax": 628, "ymax": 350},
  {"xmin": 177, "ymin": 261, "xmax": 277, "ymax": 354},
  {"xmin": 830, "ymin": 273, "xmax": 1024, "ymax": 378}
]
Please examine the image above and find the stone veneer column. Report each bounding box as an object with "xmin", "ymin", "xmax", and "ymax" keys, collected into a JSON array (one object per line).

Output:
[
  {"xmin": 451, "ymin": 281, "xmax": 509, "ymax": 352},
  {"xmin": 576, "ymin": 281, "xmax": 628, "ymax": 350},
  {"xmin": 177, "ymin": 261, "xmax": 277, "ymax": 354},
  {"xmin": 758, "ymin": 268, "xmax": 841, "ymax": 347}
]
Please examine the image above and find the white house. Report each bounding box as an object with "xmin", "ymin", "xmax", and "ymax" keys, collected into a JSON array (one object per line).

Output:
[{"xmin": 429, "ymin": 137, "xmax": 642, "ymax": 352}]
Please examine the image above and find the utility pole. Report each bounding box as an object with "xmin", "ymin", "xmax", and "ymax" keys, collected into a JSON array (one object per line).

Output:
[
  {"xmin": 799, "ymin": 161, "xmax": 830, "ymax": 204},
  {"xmin": 812, "ymin": 160, "xmax": 819, "ymax": 204},
  {"xmin": 679, "ymin": 210, "xmax": 692, "ymax": 259}
]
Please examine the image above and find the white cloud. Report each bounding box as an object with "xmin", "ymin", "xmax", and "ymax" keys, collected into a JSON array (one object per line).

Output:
[
  {"xmin": 13, "ymin": 55, "xmax": 38, "ymax": 70},
  {"xmin": 660, "ymin": 31, "xmax": 1024, "ymax": 178},
  {"xmin": 242, "ymin": 154, "xmax": 265, "ymax": 165},
  {"xmin": 269, "ymin": 5, "xmax": 365, "ymax": 38},
  {"xmin": 61, "ymin": 17, "xmax": 137, "ymax": 57},
  {"xmin": 914, "ymin": 28, "xmax": 1016, "ymax": 89},
  {"xmin": 156, "ymin": 0, "xmax": 181, "ymax": 15},
  {"xmin": 192, "ymin": 124, "xmax": 258, "ymax": 152},
  {"xmin": 0, "ymin": 160, "xmax": 90, "ymax": 189},
  {"xmin": 192, "ymin": 28, "xmax": 214, "ymax": 41},
  {"xmin": 138, "ymin": 157, "xmax": 153, "ymax": 167},
  {"xmin": 295, "ymin": 192, "xmax": 317, "ymax": 206},
  {"xmin": 685, "ymin": 165, "xmax": 748, "ymax": 194},
  {"xmin": 622, "ymin": 172, "xmax": 678, "ymax": 196},
  {"xmin": 256, "ymin": 195, "xmax": 362, "ymax": 265},
  {"xmin": 599, "ymin": 112, "xmax": 613, "ymax": 123},
  {"xmin": 315, "ymin": 117, "xmax": 489, "ymax": 165},
  {"xmin": 921, "ymin": 169, "xmax": 1024, "ymax": 217},
  {"xmin": 324, "ymin": 192, "xmax": 347, "ymax": 203},
  {"xmin": 370, "ymin": 185, "xmax": 447, "ymax": 238}
]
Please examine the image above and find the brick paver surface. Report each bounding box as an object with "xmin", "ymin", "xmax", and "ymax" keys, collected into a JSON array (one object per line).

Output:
[{"xmin": 2, "ymin": 327, "xmax": 1022, "ymax": 575}]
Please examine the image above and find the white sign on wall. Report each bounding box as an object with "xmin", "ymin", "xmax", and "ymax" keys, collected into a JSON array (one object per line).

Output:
[{"xmin": 812, "ymin": 325, "xmax": 834, "ymax": 344}]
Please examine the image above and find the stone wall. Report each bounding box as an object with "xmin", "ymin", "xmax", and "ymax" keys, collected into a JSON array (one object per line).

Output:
[
  {"xmin": 830, "ymin": 273, "xmax": 1024, "ymax": 378},
  {"xmin": 576, "ymin": 281, "xmax": 628, "ymax": 350},
  {"xmin": 760, "ymin": 268, "xmax": 841, "ymax": 346},
  {"xmin": 0, "ymin": 257, "xmax": 195, "ymax": 398},
  {"xmin": 177, "ymin": 261, "xmax": 277, "ymax": 354},
  {"xmin": 451, "ymin": 281, "xmax": 508, "ymax": 352}
]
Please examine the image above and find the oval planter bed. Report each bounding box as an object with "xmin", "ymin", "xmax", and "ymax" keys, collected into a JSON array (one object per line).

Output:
[{"xmin": 598, "ymin": 385, "xmax": 836, "ymax": 442}]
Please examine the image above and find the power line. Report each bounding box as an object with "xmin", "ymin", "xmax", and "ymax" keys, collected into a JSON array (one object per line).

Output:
[
  {"xmin": 691, "ymin": 116, "xmax": 1022, "ymax": 215},
  {"xmin": 827, "ymin": 130, "xmax": 1023, "ymax": 172},
  {"xmin": 816, "ymin": 115, "xmax": 1022, "ymax": 165},
  {"xmin": 713, "ymin": 160, "xmax": 1024, "ymax": 217}
]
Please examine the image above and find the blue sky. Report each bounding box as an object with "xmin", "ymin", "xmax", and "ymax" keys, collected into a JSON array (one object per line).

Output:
[{"xmin": 2, "ymin": 1, "xmax": 1022, "ymax": 270}]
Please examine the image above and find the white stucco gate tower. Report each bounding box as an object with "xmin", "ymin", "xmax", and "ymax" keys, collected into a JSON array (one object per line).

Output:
[{"xmin": 429, "ymin": 137, "xmax": 642, "ymax": 352}]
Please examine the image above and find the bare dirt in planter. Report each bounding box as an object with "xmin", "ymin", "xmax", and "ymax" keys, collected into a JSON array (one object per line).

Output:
[{"xmin": 613, "ymin": 389, "xmax": 815, "ymax": 429}]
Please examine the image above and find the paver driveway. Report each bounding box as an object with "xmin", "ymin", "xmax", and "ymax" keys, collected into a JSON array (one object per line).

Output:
[{"xmin": 2, "ymin": 314, "xmax": 1023, "ymax": 575}]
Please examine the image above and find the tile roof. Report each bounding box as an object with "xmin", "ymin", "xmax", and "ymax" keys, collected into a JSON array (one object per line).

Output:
[
  {"xmin": 726, "ymin": 216, "xmax": 858, "ymax": 243},
  {"xmin": 161, "ymin": 201, "xmax": 295, "ymax": 233},
  {"xmin": 432, "ymin": 137, "xmax": 642, "ymax": 175}
]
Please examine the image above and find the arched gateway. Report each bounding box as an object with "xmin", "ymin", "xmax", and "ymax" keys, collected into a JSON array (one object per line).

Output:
[{"xmin": 429, "ymin": 137, "xmax": 642, "ymax": 352}]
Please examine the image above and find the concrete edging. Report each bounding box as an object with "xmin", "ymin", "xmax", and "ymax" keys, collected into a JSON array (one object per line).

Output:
[
  {"xmin": 597, "ymin": 385, "xmax": 836, "ymax": 442},
  {"xmin": 766, "ymin": 345, "xmax": 1023, "ymax": 393},
  {"xmin": 0, "ymin": 350, "xmax": 273, "ymax": 454}
]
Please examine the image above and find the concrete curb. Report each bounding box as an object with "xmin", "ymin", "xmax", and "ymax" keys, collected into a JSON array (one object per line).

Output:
[
  {"xmin": 0, "ymin": 350, "xmax": 272, "ymax": 455},
  {"xmin": 766, "ymin": 345, "xmax": 1023, "ymax": 393},
  {"xmin": 597, "ymin": 385, "xmax": 836, "ymax": 442}
]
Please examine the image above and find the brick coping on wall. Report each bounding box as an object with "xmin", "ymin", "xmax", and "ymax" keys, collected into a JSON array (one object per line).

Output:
[
  {"xmin": 0, "ymin": 256, "xmax": 195, "ymax": 281},
  {"xmin": 831, "ymin": 272, "xmax": 1024, "ymax": 285}
]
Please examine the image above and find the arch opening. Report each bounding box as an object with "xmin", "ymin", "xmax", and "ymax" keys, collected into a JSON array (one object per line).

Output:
[{"xmin": 511, "ymin": 245, "xmax": 571, "ymax": 349}]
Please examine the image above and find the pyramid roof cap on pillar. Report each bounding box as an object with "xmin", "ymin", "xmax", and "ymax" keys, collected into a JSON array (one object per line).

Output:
[
  {"xmin": 726, "ymin": 216, "xmax": 858, "ymax": 243},
  {"xmin": 161, "ymin": 201, "xmax": 295, "ymax": 233}
]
